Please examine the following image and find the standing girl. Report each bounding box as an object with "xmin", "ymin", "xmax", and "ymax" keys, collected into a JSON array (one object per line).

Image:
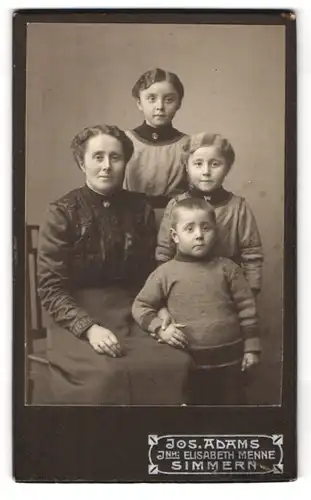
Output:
[{"xmin": 123, "ymin": 68, "xmax": 189, "ymax": 206}]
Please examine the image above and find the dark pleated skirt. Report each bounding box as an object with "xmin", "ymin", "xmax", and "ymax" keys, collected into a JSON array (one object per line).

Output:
[{"xmin": 47, "ymin": 287, "xmax": 192, "ymax": 405}]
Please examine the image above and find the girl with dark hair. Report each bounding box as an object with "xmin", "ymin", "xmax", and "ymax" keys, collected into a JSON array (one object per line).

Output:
[{"xmin": 123, "ymin": 68, "xmax": 189, "ymax": 203}]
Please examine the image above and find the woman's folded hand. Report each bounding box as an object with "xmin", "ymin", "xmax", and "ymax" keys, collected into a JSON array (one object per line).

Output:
[{"xmin": 86, "ymin": 324, "xmax": 122, "ymax": 357}]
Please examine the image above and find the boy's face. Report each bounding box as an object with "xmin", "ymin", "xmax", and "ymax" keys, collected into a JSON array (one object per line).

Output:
[
  {"xmin": 171, "ymin": 207, "xmax": 216, "ymax": 258},
  {"xmin": 187, "ymin": 146, "xmax": 230, "ymax": 193},
  {"xmin": 80, "ymin": 134, "xmax": 126, "ymax": 195},
  {"xmin": 136, "ymin": 81, "xmax": 180, "ymax": 128}
]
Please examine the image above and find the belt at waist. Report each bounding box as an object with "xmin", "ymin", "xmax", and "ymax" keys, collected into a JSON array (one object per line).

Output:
[{"xmin": 190, "ymin": 339, "xmax": 244, "ymax": 369}]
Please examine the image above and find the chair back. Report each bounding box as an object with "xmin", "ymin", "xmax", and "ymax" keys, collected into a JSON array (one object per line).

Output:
[{"xmin": 25, "ymin": 225, "xmax": 46, "ymax": 350}]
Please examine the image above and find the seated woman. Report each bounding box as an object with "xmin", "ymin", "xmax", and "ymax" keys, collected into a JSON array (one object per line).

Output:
[{"xmin": 37, "ymin": 124, "xmax": 192, "ymax": 405}]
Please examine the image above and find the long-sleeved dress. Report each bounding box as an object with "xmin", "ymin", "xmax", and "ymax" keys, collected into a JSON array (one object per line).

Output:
[
  {"xmin": 156, "ymin": 187, "xmax": 264, "ymax": 293},
  {"xmin": 123, "ymin": 122, "xmax": 189, "ymax": 204},
  {"xmin": 37, "ymin": 185, "xmax": 191, "ymax": 405}
]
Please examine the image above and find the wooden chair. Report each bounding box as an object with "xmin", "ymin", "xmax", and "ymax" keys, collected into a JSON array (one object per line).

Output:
[{"xmin": 25, "ymin": 224, "xmax": 49, "ymax": 404}]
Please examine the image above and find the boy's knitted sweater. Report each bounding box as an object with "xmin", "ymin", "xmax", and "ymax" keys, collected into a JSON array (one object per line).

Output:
[{"xmin": 132, "ymin": 255, "xmax": 260, "ymax": 367}]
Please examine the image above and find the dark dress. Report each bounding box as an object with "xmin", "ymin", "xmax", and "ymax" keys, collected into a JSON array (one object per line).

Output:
[{"xmin": 37, "ymin": 185, "xmax": 191, "ymax": 405}]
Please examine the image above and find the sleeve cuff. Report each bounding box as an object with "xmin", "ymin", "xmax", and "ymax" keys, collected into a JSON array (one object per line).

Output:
[
  {"xmin": 71, "ymin": 316, "xmax": 96, "ymax": 337},
  {"xmin": 244, "ymin": 337, "xmax": 262, "ymax": 353},
  {"xmin": 245, "ymin": 274, "xmax": 261, "ymax": 293},
  {"xmin": 145, "ymin": 317, "xmax": 163, "ymax": 334}
]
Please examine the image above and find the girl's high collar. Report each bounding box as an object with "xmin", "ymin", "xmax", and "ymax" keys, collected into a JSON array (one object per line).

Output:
[
  {"xmin": 132, "ymin": 121, "xmax": 184, "ymax": 144},
  {"xmin": 188, "ymin": 186, "xmax": 232, "ymax": 206}
]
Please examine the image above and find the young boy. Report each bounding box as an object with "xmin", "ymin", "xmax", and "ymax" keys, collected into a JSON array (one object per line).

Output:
[{"xmin": 132, "ymin": 198, "xmax": 261, "ymax": 405}]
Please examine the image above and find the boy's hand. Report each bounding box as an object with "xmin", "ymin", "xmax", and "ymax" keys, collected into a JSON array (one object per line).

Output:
[
  {"xmin": 86, "ymin": 324, "xmax": 122, "ymax": 357},
  {"xmin": 158, "ymin": 323, "xmax": 188, "ymax": 349},
  {"xmin": 241, "ymin": 352, "xmax": 260, "ymax": 371},
  {"xmin": 157, "ymin": 306, "xmax": 174, "ymax": 330}
]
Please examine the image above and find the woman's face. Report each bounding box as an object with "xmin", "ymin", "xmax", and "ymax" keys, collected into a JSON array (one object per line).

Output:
[{"xmin": 80, "ymin": 134, "xmax": 126, "ymax": 195}]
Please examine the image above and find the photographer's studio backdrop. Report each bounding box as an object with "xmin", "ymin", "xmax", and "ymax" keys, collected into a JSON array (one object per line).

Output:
[{"xmin": 25, "ymin": 23, "xmax": 285, "ymax": 404}]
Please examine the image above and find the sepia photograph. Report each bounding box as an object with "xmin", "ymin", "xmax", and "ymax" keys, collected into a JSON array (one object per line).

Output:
[
  {"xmin": 25, "ymin": 19, "xmax": 285, "ymax": 407},
  {"xmin": 13, "ymin": 10, "xmax": 296, "ymax": 482}
]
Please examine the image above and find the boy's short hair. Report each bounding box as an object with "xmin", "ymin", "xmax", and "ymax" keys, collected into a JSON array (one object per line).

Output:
[
  {"xmin": 70, "ymin": 124, "xmax": 134, "ymax": 169},
  {"xmin": 181, "ymin": 133, "xmax": 235, "ymax": 170},
  {"xmin": 132, "ymin": 68, "xmax": 184, "ymax": 102},
  {"xmin": 171, "ymin": 197, "xmax": 216, "ymax": 229}
]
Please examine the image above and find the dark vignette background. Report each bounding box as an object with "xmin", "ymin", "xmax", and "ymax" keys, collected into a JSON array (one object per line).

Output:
[{"xmin": 13, "ymin": 9, "xmax": 296, "ymax": 482}]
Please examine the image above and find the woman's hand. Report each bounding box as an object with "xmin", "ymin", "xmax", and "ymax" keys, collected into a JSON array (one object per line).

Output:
[
  {"xmin": 158, "ymin": 324, "xmax": 188, "ymax": 349},
  {"xmin": 86, "ymin": 324, "xmax": 122, "ymax": 357}
]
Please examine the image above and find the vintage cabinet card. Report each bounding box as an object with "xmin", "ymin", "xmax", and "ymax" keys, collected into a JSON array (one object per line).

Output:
[{"xmin": 13, "ymin": 9, "xmax": 296, "ymax": 482}]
